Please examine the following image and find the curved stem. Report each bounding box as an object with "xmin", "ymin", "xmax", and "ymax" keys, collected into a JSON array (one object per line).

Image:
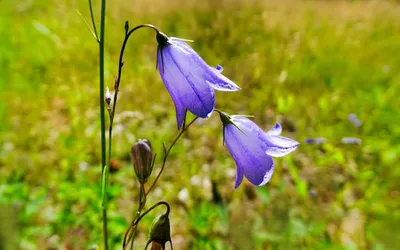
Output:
[
  {"xmin": 107, "ymin": 24, "xmax": 160, "ymax": 180},
  {"xmin": 106, "ymin": 22, "xmax": 159, "ymax": 212},
  {"xmin": 122, "ymin": 117, "xmax": 197, "ymax": 249},
  {"xmin": 146, "ymin": 117, "xmax": 199, "ymax": 195},
  {"xmin": 123, "ymin": 201, "xmax": 170, "ymax": 250},
  {"xmin": 110, "ymin": 24, "xmax": 159, "ymax": 125},
  {"xmin": 103, "ymin": 23, "xmax": 158, "ymax": 250},
  {"xmin": 136, "ymin": 201, "xmax": 170, "ymax": 222},
  {"xmin": 105, "ymin": 25, "xmax": 160, "ymax": 225}
]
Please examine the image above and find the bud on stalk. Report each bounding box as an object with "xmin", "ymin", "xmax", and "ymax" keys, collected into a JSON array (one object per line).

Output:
[
  {"xmin": 105, "ymin": 87, "xmax": 111, "ymax": 106},
  {"xmin": 130, "ymin": 139, "xmax": 153, "ymax": 184},
  {"xmin": 145, "ymin": 213, "xmax": 172, "ymax": 250}
]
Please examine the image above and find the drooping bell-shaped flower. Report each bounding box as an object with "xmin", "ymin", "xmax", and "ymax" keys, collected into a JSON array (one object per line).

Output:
[
  {"xmin": 156, "ymin": 31, "xmax": 240, "ymax": 129},
  {"xmin": 219, "ymin": 112, "xmax": 299, "ymax": 188}
]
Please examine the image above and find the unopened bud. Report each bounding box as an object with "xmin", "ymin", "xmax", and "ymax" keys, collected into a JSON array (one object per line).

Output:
[
  {"xmin": 145, "ymin": 214, "xmax": 172, "ymax": 250},
  {"xmin": 131, "ymin": 139, "xmax": 153, "ymax": 184},
  {"xmin": 149, "ymin": 241, "xmax": 162, "ymax": 250},
  {"xmin": 124, "ymin": 21, "xmax": 129, "ymax": 34},
  {"xmin": 105, "ymin": 87, "xmax": 111, "ymax": 105}
]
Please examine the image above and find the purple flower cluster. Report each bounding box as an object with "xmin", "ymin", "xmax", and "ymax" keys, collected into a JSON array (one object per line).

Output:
[{"xmin": 156, "ymin": 31, "xmax": 299, "ymax": 188}]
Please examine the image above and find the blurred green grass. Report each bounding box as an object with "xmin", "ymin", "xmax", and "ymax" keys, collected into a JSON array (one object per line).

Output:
[{"xmin": 1, "ymin": 0, "xmax": 400, "ymax": 249}]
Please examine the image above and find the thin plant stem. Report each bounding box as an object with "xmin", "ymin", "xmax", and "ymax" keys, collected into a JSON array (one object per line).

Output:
[
  {"xmin": 123, "ymin": 201, "xmax": 170, "ymax": 250},
  {"xmin": 147, "ymin": 117, "xmax": 199, "ymax": 195},
  {"xmin": 102, "ymin": 23, "xmax": 157, "ymax": 250},
  {"xmin": 88, "ymin": 0, "xmax": 99, "ymax": 42},
  {"xmin": 122, "ymin": 117, "xmax": 198, "ymax": 249},
  {"xmin": 97, "ymin": 0, "xmax": 108, "ymax": 248},
  {"xmin": 111, "ymin": 24, "xmax": 158, "ymax": 124},
  {"xmin": 107, "ymin": 24, "xmax": 159, "ymax": 183},
  {"xmin": 105, "ymin": 24, "xmax": 159, "ymax": 205},
  {"xmin": 136, "ymin": 201, "xmax": 170, "ymax": 223}
]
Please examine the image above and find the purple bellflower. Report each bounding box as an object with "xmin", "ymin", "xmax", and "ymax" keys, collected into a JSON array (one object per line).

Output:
[
  {"xmin": 219, "ymin": 112, "xmax": 299, "ymax": 188},
  {"xmin": 348, "ymin": 113, "xmax": 362, "ymax": 128},
  {"xmin": 156, "ymin": 32, "xmax": 240, "ymax": 129},
  {"xmin": 341, "ymin": 137, "xmax": 362, "ymax": 145}
]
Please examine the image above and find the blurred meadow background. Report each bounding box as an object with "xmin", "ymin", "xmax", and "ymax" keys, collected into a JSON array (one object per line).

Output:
[{"xmin": 1, "ymin": 0, "xmax": 400, "ymax": 249}]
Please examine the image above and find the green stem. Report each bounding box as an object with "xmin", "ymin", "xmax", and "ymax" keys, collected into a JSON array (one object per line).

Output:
[
  {"xmin": 136, "ymin": 201, "xmax": 170, "ymax": 224},
  {"xmin": 99, "ymin": 0, "xmax": 108, "ymax": 249},
  {"xmin": 103, "ymin": 23, "xmax": 159, "ymax": 250},
  {"xmin": 123, "ymin": 201, "xmax": 170, "ymax": 250},
  {"xmin": 146, "ymin": 117, "xmax": 199, "ymax": 195},
  {"xmin": 88, "ymin": 0, "xmax": 99, "ymax": 41},
  {"xmin": 122, "ymin": 117, "xmax": 197, "ymax": 249}
]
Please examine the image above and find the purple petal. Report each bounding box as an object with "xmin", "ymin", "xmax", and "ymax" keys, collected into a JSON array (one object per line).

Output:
[
  {"xmin": 206, "ymin": 66, "xmax": 241, "ymax": 92},
  {"xmin": 243, "ymin": 153, "xmax": 274, "ymax": 186},
  {"xmin": 215, "ymin": 65, "xmax": 223, "ymax": 73},
  {"xmin": 169, "ymin": 38, "xmax": 196, "ymax": 54},
  {"xmin": 224, "ymin": 123, "xmax": 275, "ymax": 186},
  {"xmin": 263, "ymin": 135, "xmax": 299, "ymax": 157},
  {"xmin": 166, "ymin": 43, "xmax": 215, "ymax": 115},
  {"xmin": 266, "ymin": 123, "xmax": 282, "ymax": 136},
  {"xmin": 173, "ymin": 100, "xmax": 186, "ymax": 129},
  {"xmin": 235, "ymin": 163, "xmax": 244, "ymax": 189},
  {"xmin": 170, "ymin": 38, "xmax": 240, "ymax": 92},
  {"xmin": 223, "ymin": 126, "xmax": 245, "ymax": 188},
  {"xmin": 157, "ymin": 50, "xmax": 186, "ymax": 129},
  {"xmin": 158, "ymin": 44, "xmax": 215, "ymax": 122},
  {"xmin": 232, "ymin": 117, "xmax": 299, "ymax": 157},
  {"xmin": 230, "ymin": 116, "xmax": 267, "ymax": 139}
]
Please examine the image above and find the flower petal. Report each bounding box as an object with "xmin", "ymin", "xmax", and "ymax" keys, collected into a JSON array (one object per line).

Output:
[
  {"xmin": 224, "ymin": 123, "xmax": 275, "ymax": 186},
  {"xmin": 157, "ymin": 49, "xmax": 186, "ymax": 129},
  {"xmin": 224, "ymin": 126, "xmax": 245, "ymax": 188},
  {"xmin": 206, "ymin": 66, "xmax": 241, "ymax": 92},
  {"xmin": 169, "ymin": 38, "xmax": 240, "ymax": 92},
  {"xmin": 266, "ymin": 123, "xmax": 282, "ymax": 136},
  {"xmin": 235, "ymin": 164, "xmax": 244, "ymax": 189},
  {"xmin": 231, "ymin": 116, "xmax": 265, "ymax": 137},
  {"xmin": 244, "ymin": 156, "xmax": 274, "ymax": 186},
  {"xmin": 169, "ymin": 38, "xmax": 196, "ymax": 54},
  {"xmin": 214, "ymin": 65, "xmax": 223, "ymax": 73},
  {"xmin": 173, "ymin": 99, "xmax": 186, "ymax": 130},
  {"xmin": 158, "ymin": 44, "xmax": 215, "ymax": 120},
  {"xmin": 263, "ymin": 135, "xmax": 299, "ymax": 157},
  {"xmin": 232, "ymin": 118, "xmax": 299, "ymax": 157}
]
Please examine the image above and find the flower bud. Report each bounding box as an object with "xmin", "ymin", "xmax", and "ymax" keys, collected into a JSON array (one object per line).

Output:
[
  {"xmin": 124, "ymin": 21, "xmax": 129, "ymax": 34},
  {"xmin": 149, "ymin": 241, "xmax": 163, "ymax": 250},
  {"xmin": 105, "ymin": 87, "xmax": 111, "ymax": 105},
  {"xmin": 145, "ymin": 214, "xmax": 172, "ymax": 250},
  {"xmin": 130, "ymin": 139, "xmax": 153, "ymax": 184}
]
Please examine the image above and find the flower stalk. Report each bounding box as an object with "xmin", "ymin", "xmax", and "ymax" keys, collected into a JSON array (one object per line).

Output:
[
  {"xmin": 122, "ymin": 117, "xmax": 198, "ymax": 249},
  {"xmin": 94, "ymin": 0, "xmax": 108, "ymax": 248},
  {"xmin": 123, "ymin": 201, "xmax": 171, "ymax": 250}
]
